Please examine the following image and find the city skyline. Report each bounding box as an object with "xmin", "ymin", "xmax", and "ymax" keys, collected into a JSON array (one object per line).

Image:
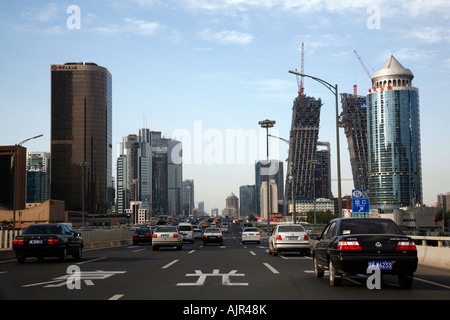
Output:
[{"xmin": 1, "ymin": 1, "xmax": 449, "ymax": 213}]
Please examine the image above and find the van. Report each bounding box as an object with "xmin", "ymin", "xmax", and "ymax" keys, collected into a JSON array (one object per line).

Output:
[{"xmin": 177, "ymin": 223, "xmax": 194, "ymax": 243}]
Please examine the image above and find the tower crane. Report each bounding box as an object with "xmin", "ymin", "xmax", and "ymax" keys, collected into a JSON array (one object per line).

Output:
[
  {"xmin": 354, "ymin": 50, "xmax": 373, "ymax": 82},
  {"xmin": 295, "ymin": 42, "xmax": 305, "ymax": 95}
]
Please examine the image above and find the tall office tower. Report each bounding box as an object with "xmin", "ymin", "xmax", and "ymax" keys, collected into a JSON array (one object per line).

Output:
[
  {"xmin": 51, "ymin": 62, "xmax": 112, "ymax": 214},
  {"xmin": 367, "ymin": 55, "xmax": 422, "ymax": 210},
  {"xmin": 255, "ymin": 160, "xmax": 283, "ymax": 215},
  {"xmin": 167, "ymin": 139, "xmax": 183, "ymax": 216},
  {"xmin": 226, "ymin": 192, "xmax": 239, "ymax": 218},
  {"xmin": 285, "ymin": 94, "xmax": 322, "ymax": 204},
  {"xmin": 239, "ymin": 185, "xmax": 256, "ymax": 217},
  {"xmin": 260, "ymin": 179, "xmax": 278, "ymax": 220},
  {"xmin": 340, "ymin": 93, "xmax": 370, "ymax": 194},
  {"xmin": 0, "ymin": 145, "xmax": 27, "ymax": 210},
  {"xmin": 315, "ymin": 143, "xmax": 333, "ymax": 200},
  {"xmin": 183, "ymin": 179, "xmax": 194, "ymax": 216},
  {"xmin": 26, "ymin": 152, "xmax": 50, "ymax": 204},
  {"xmin": 116, "ymin": 130, "xmax": 152, "ymax": 216}
]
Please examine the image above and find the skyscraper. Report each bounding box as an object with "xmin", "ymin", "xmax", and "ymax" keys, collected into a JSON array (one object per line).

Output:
[
  {"xmin": 26, "ymin": 152, "xmax": 50, "ymax": 204},
  {"xmin": 50, "ymin": 62, "xmax": 112, "ymax": 214},
  {"xmin": 366, "ymin": 56, "xmax": 422, "ymax": 210},
  {"xmin": 255, "ymin": 160, "xmax": 283, "ymax": 215}
]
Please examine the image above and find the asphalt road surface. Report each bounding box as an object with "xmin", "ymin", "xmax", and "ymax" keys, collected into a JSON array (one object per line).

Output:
[{"xmin": 1, "ymin": 222, "xmax": 449, "ymax": 314}]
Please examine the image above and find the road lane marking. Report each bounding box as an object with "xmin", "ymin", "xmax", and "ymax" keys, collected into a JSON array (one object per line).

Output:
[
  {"xmin": 76, "ymin": 257, "xmax": 107, "ymax": 265},
  {"xmin": 415, "ymin": 277, "xmax": 450, "ymax": 290},
  {"xmin": 132, "ymin": 249, "xmax": 145, "ymax": 253},
  {"xmin": 109, "ymin": 294, "xmax": 124, "ymax": 300},
  {"xmin": 263, "ymin": 263, "xmax": 280, "ymax": 274},
  {"xmin": 177, "ymin": 269, "xmax": 248, "ymax": 286},
  {"xmin": 249, "ymin": 251, "xmax": 256, "ymax": 256},
  {"xmin": 162, "ymin": 259, "xmax": 179, "ymax": 269},
  {"xmin": 188, "ymin": 250, "xmax": 196, "ymax": 254}
]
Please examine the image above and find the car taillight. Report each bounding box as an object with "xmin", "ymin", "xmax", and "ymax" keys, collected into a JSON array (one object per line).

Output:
[
  {"xmin": 173, "ymin": 234, "xmax": 178, "ymax": 238},
  {"xmin": 396, "ymin": 241, "xmax": 416, "ymax": 251},
  {"xmin": 145, "ymin": 234, "xmax": 151, "ymax": 237},
  {"xmin": 276, "ymin": 235, "xmax": 282, "ymax": 241},
  {"xmin": 337, "ymin": 241, "xmax": 361, "ymax": 251},
  {"xmin": 13, "ymin": 238, "xmax": 24, "ymax": 245},
  {"xmin": 304, "ymin": 234, "xmax": 309, "ymax": 241},
  {"xmin": 256, "ymin": 233, "xmax": 260, "ymax": 236},
  {"xmin": 133, "ymin": 233, "xmax": 138, "ymax": 237},
  {"xmin": 218, "ymin": 235, "xmax": 223, "ymax": 239},
  {"xmin": 152, "ymin": 234, "xmax": 157, "ymax": 238},
  {"xmin": 242, "ymin": 234, "xmax": 247, "ymax": 236},
  {"xmin": 47, "ymin": 238, "xmax": 61, "ymax": 245}
]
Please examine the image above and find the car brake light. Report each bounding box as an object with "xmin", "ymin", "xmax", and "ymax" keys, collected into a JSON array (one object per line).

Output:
[
  {"xmin": 396, "ymin": 241, "xmax": 416, "ymax": 251},
  {"xmin": 256, "ymin": 233, "xmax": 260, "ymax": 236},
  {"xmin": 337, "ymin": 241, "xmax": 361, "ymax": 250},
  {"xmin": 133, "ymin": 234, "xmax": 138, "ymax": 237},
  {"xmin": 276, "ymin": 235, "xmax": 282, "ymax": 241},
  {"xmin": 47, "ymin": 238, "xmax": 61, "ymax": 245},
  {"xmin": 173, "ymin": 234, "xmax": 178, "ymax": 238},
  {"xmin": 152, "ymin": 234, "xmax": 157, "ymax": 238},
  {"xmin": 242, "ymin": 234, "xmax": 247, "ymax": 236},
  {"xmin": 304, "ymin": 234, "xmax": 309, "ymax": 241},
  {"xmin": 13, "ymin": 238, "xmax": 24, "ymax": 245},
  {"xmin": 145, "ymin": 234, "xmax": 151, "ymax": 237}
]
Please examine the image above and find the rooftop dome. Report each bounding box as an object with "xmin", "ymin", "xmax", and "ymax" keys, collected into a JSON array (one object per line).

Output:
[{"xmin": 372, "ymin": 55, "xmax": 414, "ymax": 81}]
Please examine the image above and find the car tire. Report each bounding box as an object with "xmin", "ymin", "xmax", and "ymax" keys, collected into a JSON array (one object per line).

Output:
[
  {"xmin": 329, "ymin": 259, "xmax": 341, "ymax": 286},
  {"xmin": 313, "ymin": 256, "xmax": 324, "ymax": 278},
  {"xmin": 59, "ymin": 247, "xmax": 68, "ymax": 262},
  {"xmin": 398, "ymin": 274, "xmax": 414, "ymax": 288},
  {"xmin": 73, "ymin": 246, "xmax": 82, "ymax": 260},
  {"xmin": 152, "ymin": 245, "xmax": 158, "ymax": 251}
]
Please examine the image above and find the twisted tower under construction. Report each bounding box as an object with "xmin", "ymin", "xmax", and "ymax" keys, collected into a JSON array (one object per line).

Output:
[{"xmin": 286, "ymin": 94, "xmax": 323, "ymax": 203}]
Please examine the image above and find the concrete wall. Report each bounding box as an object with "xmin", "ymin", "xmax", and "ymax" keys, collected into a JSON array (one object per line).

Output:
[{"xmin": 417, "ymin": 245, "xmax": 450, "ymax": 269}]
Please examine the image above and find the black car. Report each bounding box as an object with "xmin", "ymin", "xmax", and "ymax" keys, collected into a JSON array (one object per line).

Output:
[
  {"xmin": 132, "ymin": 227, "xmax": 153, "ymax": 245},
  {"xmin": 312, "ymin": 218, "xmax": 418, "ymax": 288},
  {"xmin": 12, "ymin": 223, "xmax": 84, "ymax": 263}
]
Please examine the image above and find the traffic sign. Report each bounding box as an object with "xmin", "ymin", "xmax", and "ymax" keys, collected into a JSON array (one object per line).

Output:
[
  {"xmin": 352, "ymin": 198, "xmax": 370, "ymax": 214},
  {"xmin": 352, "ymin": 189, "xmax": 363, "ymax": 198}
]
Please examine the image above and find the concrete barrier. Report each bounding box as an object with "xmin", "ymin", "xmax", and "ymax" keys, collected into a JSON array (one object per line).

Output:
[{"xmin": 417, "ymin": 245, "xmax": 450, "ymax": 269}]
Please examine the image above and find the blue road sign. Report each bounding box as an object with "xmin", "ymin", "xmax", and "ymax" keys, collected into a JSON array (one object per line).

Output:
[{"xmin": 352, "ymin": 198, "xmax": 370, "ymax": 213}]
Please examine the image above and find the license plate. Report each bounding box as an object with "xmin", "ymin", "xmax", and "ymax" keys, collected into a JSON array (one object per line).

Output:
[
  {"xmin": 160, "ymin": 234, "xmax": 169, "ymax": 238},
  {"xmin": 209, "ymin": 236, "xmax": 216, "ymax": 239},
  {"xmin": 368, "ymin": 261, "xmax": 392, "ymax": 270},
  {"xmin": 286, "ymin": 236, "xmax": 298, "ymax": 240},
  {"xmin": 29, "ymin": 240, "xmax": 42, "ymax": 244}
]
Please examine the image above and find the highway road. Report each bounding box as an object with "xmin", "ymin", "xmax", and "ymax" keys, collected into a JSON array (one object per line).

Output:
[{"xmin": 1, "ymin": 222, "xmax": 450, "ymax": 311}]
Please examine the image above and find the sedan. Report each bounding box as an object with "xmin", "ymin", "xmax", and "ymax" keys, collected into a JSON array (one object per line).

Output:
[
  {"xmin": 241, "ymin": 227, "xmax": 260, "ymax": 244},
  {"xmin": 12, "ymin": 223, "xmax": 83, "ymax": 263},
  {"xmin": 269, "ymin": 224, "xmax": 310, "ymax": 256},
  {"xmin": 152, "ymin": 225, "xmax": 182, "ymax": 251},
  {"xmin": 202, "ymin": 228, "xmax": 223, "ymax": 246},
  {"xmin": 132, "ymin": 227, "xmax": 152, "ymax": 245},
  {"xmin": 312, "ymin": 218, "xmax": 418, "ymax": 288}
]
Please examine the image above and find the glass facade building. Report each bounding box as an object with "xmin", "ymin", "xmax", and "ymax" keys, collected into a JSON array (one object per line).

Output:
[
  {"xmin": 367, "ymin": 56, "xmax": 422, "ymax": 210},
  {"xmin": 50, "ymin": 62, "xmax": 112, "ymax": 214}
]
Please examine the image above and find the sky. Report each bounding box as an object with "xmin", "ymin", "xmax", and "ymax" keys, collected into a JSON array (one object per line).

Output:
[{"xmin": 1, "ymin": 0, "xmax": 449, "ymax": 213}]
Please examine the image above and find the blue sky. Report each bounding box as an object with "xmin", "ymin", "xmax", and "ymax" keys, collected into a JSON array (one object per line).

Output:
[{"xmin": 1, "ymin": 0, "xmax": 449, "ymax": 213}]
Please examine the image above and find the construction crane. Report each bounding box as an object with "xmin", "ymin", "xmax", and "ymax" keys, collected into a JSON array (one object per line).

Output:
[
  {"xmin": 295, "ymin": 42, "xmax": 305, "ymax": 95},
  {"xmin": 354, "ymin": 50, "xmax": 372, "ymax": 81}
]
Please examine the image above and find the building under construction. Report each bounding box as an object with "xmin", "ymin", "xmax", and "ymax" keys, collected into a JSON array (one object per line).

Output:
[
  {"xmin": 286, "ymin": 94, "xmax": 323, "ymax": 203},
  {"xmin": 340, "ymin": 92, "xmax": 369, "ymax": 194}
]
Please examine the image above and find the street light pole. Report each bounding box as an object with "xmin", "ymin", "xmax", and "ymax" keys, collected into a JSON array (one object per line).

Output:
[
  {"xmin": 288, "ymin": 70, "xmax": 343, "ymax": 217},
  {"xmin": 259, "ymin": 119, "xmax": 276, "ymax": 233},
  {"xmin": 12, "ymin": 134, "xmax": 43, "ymax": 237}
]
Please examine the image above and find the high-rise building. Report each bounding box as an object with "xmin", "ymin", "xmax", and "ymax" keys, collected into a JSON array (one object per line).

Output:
[
  {"xmin": 260, "ymin": 179, "xmax": 278, "ymax": 220},
  {"xmin": 226, "ymin": 192, "xmax": 239, "ymax": 218},
  {"xmin": 341, "ymin": 93, "xmax": 369, "ymax": 194},
  {"xmin": 314, "ymin": 143, "xmax": 333, "ymax": 200},
  {"xmin": 255, "ymin": 160, "xmax": 283, "ymax": 215},
  {"xmin": 183, "ymin": 179, "xmax": 194, "ymax": 216},
  {"xmin": 50, "ymin": 62, "xmax": 112, "ymax": 214},
  {"xmin": 286, "ymin": 94, "xmax": 322, "ymax": 204},
  {"xmin": 366, "ymin": 56, "xmax": 422, "ymax": 210},
  {"xmin": 0, "ymin": 145, "xmax": 27, "ymax": 210},
  {"xmin": 26, "ymin": 152, "xmax": 50, "ymax": 204},
  {"xmin": 239, "ymin": 185, "xmax": 256, "ymax": 217}
]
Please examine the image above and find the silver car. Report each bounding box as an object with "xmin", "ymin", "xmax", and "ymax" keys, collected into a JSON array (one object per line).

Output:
[
  {"xmin": 269, "ymin": 224, "xmax": 310, "ymax": 256},
  {"xmin": 152, "ymin": 225, "xmax": 182, "ymax": 251},
  {"xmin": 241, "ymin": 227, "xmax": 260, "ymax": 244}
]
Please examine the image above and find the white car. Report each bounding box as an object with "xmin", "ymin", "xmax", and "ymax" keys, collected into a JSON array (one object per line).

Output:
[
  {"xmin": 269, "ymin": 224, "xmax": 310, "ymax": 256},
  {"xmin": 152, "ymin": 225, "xmax": 182, "ymax": 251},
  {"xmin": 241, "ymin": 227, "xmax": 260, "ymax": 244},
  {"xmin": 178, "ymin": 223, "xmax": 195, "ymax": 243}
]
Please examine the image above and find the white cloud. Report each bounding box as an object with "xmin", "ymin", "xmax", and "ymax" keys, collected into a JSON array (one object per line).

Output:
[
  {"xmin": 200, "ymin": 29, "xmax": 253, "ymax": 44},
  {"xmin": 22, "ymin": 3, "xmax": 58, "ymax": 22},
  {"xmin": 124, "ymin": 17, "xmax": 166, "ymax": 36}
]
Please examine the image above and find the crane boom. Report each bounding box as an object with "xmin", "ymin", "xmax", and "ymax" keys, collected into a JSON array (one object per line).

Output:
[{"xmin": 354, "ymin": 50, "xmax": 372, "ymax": 81}]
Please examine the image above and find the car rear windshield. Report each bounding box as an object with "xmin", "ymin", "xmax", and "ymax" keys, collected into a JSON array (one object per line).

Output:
[
  {"xmin": 155, "ymin": 226, "xmax": 177, "ymax": 232},
  {"xmin": 135, "ymin": 228, "xmax": 150, "ymax": 234},
  {"xmin": 205, "ymin": 228, "xmax": 220, "ymax": 233},
  {"xmin": 178, "ymin": 226, "xmax": 192, "ymax": 231},
  {"xmin": 340, "ymin": 219, "xmax": 402, "ymax": 235},
  {"xmin": 244, "ymin": 228, "xmax": 258, "ymax": 232},
  {"xmin": 24, "ymin": 225, "xmax": 62, "ymax": 235},
  {"xmin": 278, "ymin": 225, "xmax": 305, "ymax": 232}
]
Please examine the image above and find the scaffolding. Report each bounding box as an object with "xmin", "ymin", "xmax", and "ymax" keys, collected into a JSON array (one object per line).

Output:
[
  {"xmin": 340, "ymin": 93, "xmax": 369, "ymax": 195},
  {"xmin": 286, "ymin": 94, "xmax": 322, "ymax": 202}
]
